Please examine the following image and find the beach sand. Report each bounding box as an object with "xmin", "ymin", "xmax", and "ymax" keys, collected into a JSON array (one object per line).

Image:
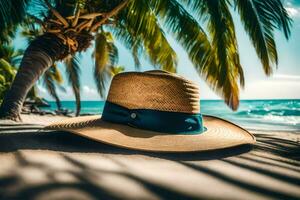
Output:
[{"xmin": 0, "ymin": 114, "xmax": 299, "ymax": 199}]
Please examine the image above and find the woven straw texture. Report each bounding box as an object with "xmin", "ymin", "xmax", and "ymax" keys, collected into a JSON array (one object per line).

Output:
[{"xmin": 106, "ymin": 71, "xmax": 200, "ymax": 113}]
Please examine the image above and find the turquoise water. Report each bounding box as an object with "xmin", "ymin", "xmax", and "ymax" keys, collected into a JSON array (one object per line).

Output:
[{"xmin": 42, "ymin": 99, "xmax": 300, "ymax": 131}]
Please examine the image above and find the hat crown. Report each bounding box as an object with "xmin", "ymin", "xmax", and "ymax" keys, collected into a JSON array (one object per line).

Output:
[{"xmin": 106, "ymin": 71, "xmax": 200, "ymax": 113}]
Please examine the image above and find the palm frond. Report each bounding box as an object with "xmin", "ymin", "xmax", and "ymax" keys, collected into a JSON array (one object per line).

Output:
[
  {"xmin": 147, "ymin": 0, "xmax": 242, "ymax": 107},
  {"xmin": 27, "ymin": 0, "xmax": 48, "ymax": 19},
  {"xmin": 0, "ymin": 58, "xmax": 16, "ymax": 82},
  {"xmin": 131, "ymin": 43, "xmax": 142, "ymax": 70},
  {"xmin": 254, "ymin": 0, "xmax": 292, "ymax": 39},
  {"xmin": 0, "ymin": 58, "xmax": 16, "ymax": 101},
  {"xmin": 110, "ymin": 65, "xmax": 125, "ymax": 76},
  {"xmin": 118, "ymin": 0, "xmax": 178, "ymax": 72},
  {"xmin": 0, "ymin": 0, "xmax": 29, "ymax": 43},
  {"xmin": 21, "ymin": 21, "xmax": 43, "ymax": 44},
  {"xmin": 94, "ymin": 31, "xmax": 110, "ymax": 97},
  {"xmin": 148, "ymin": 0, "xmax": 213, "ymax": 72},
  {"xmin": 108, "ymin": 39, "xmax": 119, "ymax": 66},
  {"xmin": 64, "ymin": 54, "xmax": 81, "ymax": 116},
  {"xmin": 200, "ymin": 0, "xmax": 243, "ymax": 110},
  {"xmin": 93, "ymin": 31, "xmax": 119, "ymax": 97},
  {"xmin": 109, "ymin": 23, "xmax": 143, "ymax": 69},
  {"xmin": 0, "ymin": 45, "xmax": 24, "ymax": 67},
  {"xmin": 50, "ymin": 63, "xmax": 63, "ymax": 83},
  {"xmin": 42, "ymin": 64, "xmax": 62, "ymax": 109},
  {"xmin": 234, "ymin": 0, "xmax": 292, "ymax": 75}
]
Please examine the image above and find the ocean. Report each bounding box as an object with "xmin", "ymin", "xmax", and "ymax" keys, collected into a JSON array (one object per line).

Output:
[{"xmin": 42, "ymin": 99, "xmax": 300, "ymax": 131}]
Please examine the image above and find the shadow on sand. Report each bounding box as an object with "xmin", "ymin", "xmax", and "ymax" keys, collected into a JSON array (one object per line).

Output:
[{"xmin": 0, "ymin": 125, "xmax": 299, "ymax": 200}]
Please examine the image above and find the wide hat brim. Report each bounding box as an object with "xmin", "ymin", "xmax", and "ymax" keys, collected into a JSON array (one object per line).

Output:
[{"xmin": 45, "ymin": 115, "xmax": 255, "ymax": 152}]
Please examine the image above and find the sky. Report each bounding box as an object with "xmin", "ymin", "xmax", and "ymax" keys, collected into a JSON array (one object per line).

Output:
[{"xmin": 16, "ymin": 0, "xmax": 300, "ymax": 101}]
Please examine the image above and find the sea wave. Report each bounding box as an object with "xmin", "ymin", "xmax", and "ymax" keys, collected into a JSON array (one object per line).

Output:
[
  {"xmin": 261, "ymin": 115, "xmax": 300, "ymax": 125},
  {"xmin": 236, "ymin": 109, "xmax": 300, "ymax": 117}
]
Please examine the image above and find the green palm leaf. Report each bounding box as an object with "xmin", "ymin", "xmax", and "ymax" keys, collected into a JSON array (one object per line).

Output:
[
  {"xmin": 0, "ymin": 45, "xmax": 23, "ymax": 67},
  {"xmin": 121, "ymin": 0, "xmax": 178, "ymax": 72},
  {"xmin": 42, "ymin": 64, "xmax": 63, "ymax": 109},
  {"xmin": 65, "ymin": 55, "xmax": 81, "ymax": 116},
  {"xmin": 0, "ymin": 58, "xmax": 16, "ymax": 101},
  {"xmin": 94, "ymin": 31, "xmax": 111, "ymax": 97},
  {"xmin": 234, "ymin": 0, "xmax": 292, "ymax": 75},
  {"xmin": 0, "ymin": 0, "xmax": 29, "ymax": 43},
  {"xmin": 110, "ymin": 65, "xmax": 125, "ymax": 76},
  {"xmin": 0, "ymin": 58, "xmax": 16, "ymax": 82},
  {"xmin": 0, "ymin": 74, "xmax": 5, "ymax": 85},
  {"xmin": 149, "ymin": 0, "xmax": 212, "ymax": 68},
  {"xmin": 148, "ymin": 0, "xmax": 240, "ymax": 106},
  {"xmin": 110, "ymin": 23, "xmax": 143, "ymax": 69},
  {"xmin": 94, "ymin": 31, "xmax": 119, "ymax": 97},
  {"xmin": 21, "ymin": 21, "xmax": 43, "ymax": 44},
  {"xmin": 202, "ymin": 0, "xmax": 243, "ymax": 110}
]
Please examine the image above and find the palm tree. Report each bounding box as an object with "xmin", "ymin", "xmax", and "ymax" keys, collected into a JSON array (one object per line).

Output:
[
  {"xmin": 0, "ymin": 43, "xmax": 64, "ymax": 111},
  {"xmin": 0, "ymin": 0, "xmax": 292, "ymax": 121},
  {"xmin": 20, "ymin": 19, "xmax": 119, "ymax": 116},
  {"xmin": 21, "ymin": 24, "xmax": 67, "ymax": 112}
]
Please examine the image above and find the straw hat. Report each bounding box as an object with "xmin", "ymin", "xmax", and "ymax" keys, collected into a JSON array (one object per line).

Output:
[{"xmin": 46, "ymin": 70, "xmax": 255, "ymax": 152}]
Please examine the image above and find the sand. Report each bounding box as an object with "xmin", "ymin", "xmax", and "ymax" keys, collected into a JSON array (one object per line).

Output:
[{"xmin": 0, "ymin": 114, "xmax": 299, "ymax": 200}]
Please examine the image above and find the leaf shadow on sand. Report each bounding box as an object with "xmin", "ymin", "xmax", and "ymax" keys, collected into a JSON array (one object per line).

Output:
[{"xmin": 0, "ymin": 125, "xmax": 299, "ymax": 200}]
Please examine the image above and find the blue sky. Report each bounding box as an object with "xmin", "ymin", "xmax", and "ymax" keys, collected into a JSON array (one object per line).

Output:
[{"xmin": 16, "ymin": 0, "xmax": 300, "ymax": 101}]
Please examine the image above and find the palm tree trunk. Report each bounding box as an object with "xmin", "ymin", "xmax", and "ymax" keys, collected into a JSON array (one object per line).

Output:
[
  {"xmin": 0, "ymin": 34, "xmax": 68, "ymax": 121},
  {"xmin": 54, "ymin": 95, "xmax": 62, "ymax": 110}
]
